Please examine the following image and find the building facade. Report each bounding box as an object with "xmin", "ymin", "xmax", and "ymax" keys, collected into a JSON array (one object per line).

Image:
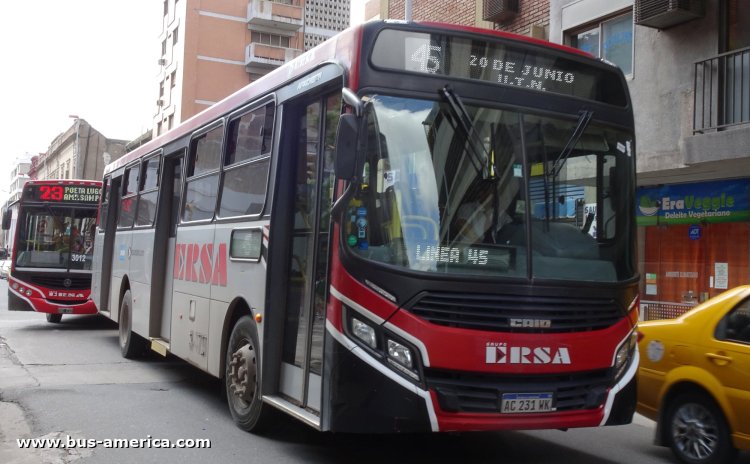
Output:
[
  {"xmin": 549, "ymin": 0, "xmax": 750, "ymax": 319},
  {"xmin": 29, "ymin": 118, "xmax": 128, "ymax": 182},
  {"xmin": 154, "ymin": 0, "xmax": 307, "ymax": 136},
  {"xmin": 304, "ymin": 0, "xmax": 351, "ymax": 50},
  {"xmin": 0, "ymin": 157, "xmax": 31, "ymax": 250},
  {"xmin": 6, "ymin": 157, "xmax": 32, "ymax": 205}
]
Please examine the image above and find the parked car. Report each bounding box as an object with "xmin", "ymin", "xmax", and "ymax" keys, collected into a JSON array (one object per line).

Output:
[
  {"xmin": 0, "ymin": 259, "xmax": 10, "ymax": 279},
  {"xmin": 637, "ymin": 285, "xmax": 750, "ymax": 464}
]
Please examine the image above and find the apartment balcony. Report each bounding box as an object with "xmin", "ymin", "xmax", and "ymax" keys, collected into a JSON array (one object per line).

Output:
[
  {"xmin": 247, "ymin": 0, "xmax": 303, "ymax": 34},
  {"xmin": 245, "ymin": 42, "xmax": 301, "ymax": 74},
  {"xmin": 693, "ymin": 46, "xmax": 750, "ymax": 133},
  {"xmin": 684, "ymin": 46, "xmax": 750, "ymax": 165}
]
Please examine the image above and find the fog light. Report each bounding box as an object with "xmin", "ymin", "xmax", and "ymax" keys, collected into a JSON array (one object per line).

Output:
[
  {"xmin": 387, "ymin": 339, "xmax": 413, "ymax": 370},
  {"xmin": 25, "ymin": 289, "xmax": 33, "ymax": 297},
  {"xmin": 351, "ymin": 317, "xmax": 377, "ymax": 349}
]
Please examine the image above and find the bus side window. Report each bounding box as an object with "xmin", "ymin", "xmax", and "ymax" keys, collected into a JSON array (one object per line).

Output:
[
  {"xmin": 118, "ymin": 166, "xmax": 139, "ymax": 228},
  {"xmin": 183, "ymin": 124, "xmax": 223, "ymax": 222},
  {"xmin": 219, "ymin": 103, "xmax": 274, "ymax": 218}
]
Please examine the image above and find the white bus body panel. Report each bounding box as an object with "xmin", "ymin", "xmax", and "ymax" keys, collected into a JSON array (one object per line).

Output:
[
  {"xmin": 206, "ymin": 220, "xmax": 269, "ymax": 377},
  {"xmin": 91, "ymin": 230, "xmax": 105, "ymax": 310},
  {"xmin": 170, "ymin": 223, "xmax": 215, "ymax": 370},
  {"xmin": 109, "ymin": 231, "xmax": 132, "ymax": 323},
  {"xmin": 129, "ymin": 227, "xmax": 155, "ymax": 336}
]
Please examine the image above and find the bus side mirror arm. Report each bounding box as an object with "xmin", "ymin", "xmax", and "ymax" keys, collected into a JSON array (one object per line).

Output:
[{"xmin": 342, "ymin": 87, "xmax": 363, "ymax": 117}]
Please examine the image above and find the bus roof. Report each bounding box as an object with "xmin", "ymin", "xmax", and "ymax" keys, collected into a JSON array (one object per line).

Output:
[{"xmin": 24, "ymin": 179, "xmax": 102, "ymax": 187}]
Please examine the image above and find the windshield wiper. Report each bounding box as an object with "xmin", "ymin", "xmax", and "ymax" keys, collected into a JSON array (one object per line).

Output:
[
  {"xmin": 438, "ymin": 85, "xmax": 494, "ymax": 180},
  {"xmin": 548, "ymin": 110, "xmax": 594, "ymax": 179}
]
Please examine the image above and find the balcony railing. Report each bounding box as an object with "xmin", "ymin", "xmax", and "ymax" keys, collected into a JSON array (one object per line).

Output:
[{"xmin": 694, "ymin": 46, "xmax": 750, "ymax": 133}]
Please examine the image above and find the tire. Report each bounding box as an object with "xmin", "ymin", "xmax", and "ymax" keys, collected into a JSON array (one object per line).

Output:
[
  {"xmin": 119, "ymin": 290, "xmax": 148, "ymax": 359},
  {"xmin": 225, "ymin": 316, "xmax": 277, "ymax": 433},
  {"xmin": 665, "ymin": 393, "xmax": 737, "ymax": 464},
  {"xmin": 46, "ymin": 313, "xmax": 62, "ymax": 323}
]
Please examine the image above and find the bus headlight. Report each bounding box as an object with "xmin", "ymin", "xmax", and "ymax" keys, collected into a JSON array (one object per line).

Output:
[
  {"xmin": 614, "ymin": 330, "xmax": 637, "ymax": 379},
  {"xmin": 351, "ymin": 317, "xmax": 377, "ymax": 349},
  {"xmin": 386, "ymin": 338, "xmax": 419, "ymax": 381},
  {"xmin": 344, "ymin": 306, "xmax": 423, "ymax": 383},
  {"xmin": 387, "ymin": 339, "xmax": 413, "ymax": 369}
]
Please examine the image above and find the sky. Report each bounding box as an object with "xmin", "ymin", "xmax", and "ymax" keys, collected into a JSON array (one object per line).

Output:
[
  {"xmin": 0, "ymin": 1, "xmax": 163, "ymax": 199},
  {"xmin": 0, "ymin": 0, "xmax": 367, "ymax": 203}
]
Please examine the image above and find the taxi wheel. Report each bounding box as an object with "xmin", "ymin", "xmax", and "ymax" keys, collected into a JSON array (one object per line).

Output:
[
  {"xmin": 665, "ymin": 392, "xmax": 737, "ymax": 464},
  {"xmin": 46, "ymin": 313, "xmax": 62, "ymax": 324}
]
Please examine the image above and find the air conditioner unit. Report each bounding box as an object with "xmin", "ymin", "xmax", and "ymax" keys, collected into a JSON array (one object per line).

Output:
[
  {"xmin": 635, "ymin": 0, "xmax": 704, "ymax": 29},
  {"xmin": 158, "ymin": 58, "xmax": 166, "ymax": 66},
  {"xmin": 482, "ymin": 0, "xmax": 519, "ymax": 23}
]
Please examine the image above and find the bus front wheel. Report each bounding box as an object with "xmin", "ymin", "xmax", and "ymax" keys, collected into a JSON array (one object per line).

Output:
[
  {"xmin": 225, "ymin": 316, "xmax": 277, "ymax": 433},
  {"xmin": 119, "ymin": 290, "xmax": 147, "ymax": 359},
  {"xmin": 46, "ymin": 313, "xmax": 62, "ymax": 323}
]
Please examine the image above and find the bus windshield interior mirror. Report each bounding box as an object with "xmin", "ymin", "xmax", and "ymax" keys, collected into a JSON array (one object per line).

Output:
[{"xmin": 2, "ymin": 210, "xmax": 11, "ymax": 230}]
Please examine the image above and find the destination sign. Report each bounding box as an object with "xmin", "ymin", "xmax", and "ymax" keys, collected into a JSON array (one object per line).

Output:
[
  {"xmin": 370, "ymin": 29, "xmax": 627, "ymax": 106},
  {"xmin": 23, "ymin": 184, "xmax": 101, "ymax": 204}
]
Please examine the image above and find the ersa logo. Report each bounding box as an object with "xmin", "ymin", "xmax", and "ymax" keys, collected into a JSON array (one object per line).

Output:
[
  {"xmin": 174, "ymin": 243, "xmax": 228, "ymax": 286},
  {"xmin": 485, "ymin": 342, "xmax": 571, "ymax": 365}
]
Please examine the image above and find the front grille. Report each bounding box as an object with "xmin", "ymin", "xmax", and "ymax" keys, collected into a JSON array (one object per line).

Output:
[
  {"xmin": 30, "ymin": 275, "xmax": 91, "ymax": 290},
  {"xmin": 426, "ymin": 368, "xmax": 613, "ymax": 413},
  {"xmin": 407, "ymin": 292, "xmax": 623, "ymax": 333}
]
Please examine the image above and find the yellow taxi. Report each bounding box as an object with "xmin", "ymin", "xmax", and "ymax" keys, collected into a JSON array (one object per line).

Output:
[{"xmin": 637, "ymin": 285, "xmax": 750, "ymax": 464}]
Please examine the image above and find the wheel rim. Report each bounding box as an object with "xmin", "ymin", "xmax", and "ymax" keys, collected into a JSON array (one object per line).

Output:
[
  {"xmin": 671, "ymin": 402, "xmax": 720, "ymax": 460},
  {"xmin": 228, "ymin": 338, "xmax": 258, "ymax": 409}
]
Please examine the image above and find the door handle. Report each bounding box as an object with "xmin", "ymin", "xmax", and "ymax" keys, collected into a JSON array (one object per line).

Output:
[{"xmin": 706, "ymin": 352, "xmax": 732, "ymax": 365}]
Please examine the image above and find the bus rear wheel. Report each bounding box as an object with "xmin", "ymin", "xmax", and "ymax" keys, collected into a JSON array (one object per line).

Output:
[
  {"xmin": 225, "ymin": 316, "xmax": 276, "ymax": 433},
  {"xmin": 46, "ymin": 313, "xmax": 62, "ymax": 323},
  {"xmin": 119, "ymin": 290, "xmax": 147, "ymax": 359}
]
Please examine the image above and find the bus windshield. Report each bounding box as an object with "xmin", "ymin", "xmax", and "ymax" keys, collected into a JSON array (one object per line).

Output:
[
  {"xmin": 344, "ymin": 94, "xmax": 635, "ymax": 282},
  {"xmin": 14, "ymin": 206, "xmax": 97, "ymax": 270}
]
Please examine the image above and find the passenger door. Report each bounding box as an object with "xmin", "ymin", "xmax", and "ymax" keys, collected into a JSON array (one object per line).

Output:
[
  {"xmin": 155, "ymin": 151, "xmax": 184, "ymax": 342},
  {"xmin": 275, "ymin": 91, "xmax": 341, "ymax": 413},
  {"xmin": 92, "ymin": 177, "xmax": 116, "ymax": 313}
]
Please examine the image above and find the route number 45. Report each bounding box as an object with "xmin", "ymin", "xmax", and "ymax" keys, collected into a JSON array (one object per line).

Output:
[{"xmin": 410, "ymin": 43, "xmax": 442, "ymax": 74}]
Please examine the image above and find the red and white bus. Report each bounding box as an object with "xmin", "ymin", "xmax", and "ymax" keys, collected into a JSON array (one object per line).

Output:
[
  {"xmin": 93, "ymin": 20, "xmax": 639, "ymax": 433},
  {"xmin": 3, "ymin": 179, "xmax": 102, "ymax": 323}
]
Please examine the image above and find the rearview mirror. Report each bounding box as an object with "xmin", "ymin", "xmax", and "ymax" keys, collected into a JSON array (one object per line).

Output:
[
  {"xmin": 2, "ymin": 210, "xmax": 11, "ymax": 230},
  {"xmin": 335, "ymin": 113, "xmax": 359, "ymax": 180}
]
